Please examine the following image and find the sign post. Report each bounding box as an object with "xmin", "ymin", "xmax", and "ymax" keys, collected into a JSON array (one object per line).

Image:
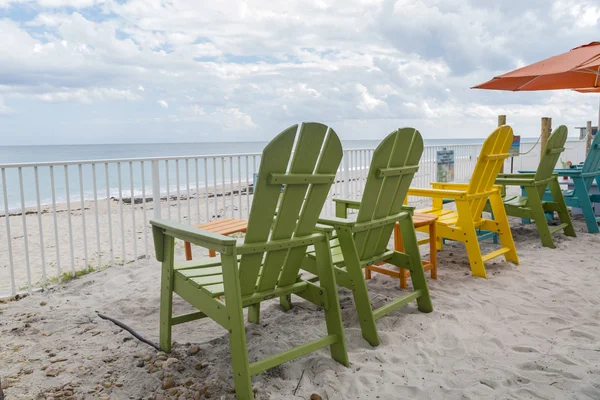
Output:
[{"xmin": 436, "ymin": 148, "xmax": 455, "ymax": 182}]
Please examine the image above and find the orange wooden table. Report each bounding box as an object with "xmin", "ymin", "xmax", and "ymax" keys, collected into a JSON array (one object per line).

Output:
[
  {"xmin": 184, "ymin": 218, "xmax": 248, "ymax": 260},
  {"xmin": 365, "ymin": 212, "xmax": 438, "ymax": 289}
]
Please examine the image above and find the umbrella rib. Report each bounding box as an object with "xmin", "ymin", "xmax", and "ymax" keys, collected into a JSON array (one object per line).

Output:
[{"xmin": 515, "ymin": 75, "xmax": 541, "ymax": 91}]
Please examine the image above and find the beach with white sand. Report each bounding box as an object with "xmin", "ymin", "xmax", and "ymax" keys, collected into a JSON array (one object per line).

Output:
[{"xmin": 2, "ymin": 212, "xmax": 600, "ymax": 399}]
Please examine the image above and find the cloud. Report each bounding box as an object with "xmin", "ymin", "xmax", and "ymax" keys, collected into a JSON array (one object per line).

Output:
[
  {"xmin": 0, "ymin": 0, "xmax": 599, "ymax": 144},
  {"xmin": 30, "ymin": 87, "xmax": 141, "ymax": 103},
  {"xmin": 0, "ymin": 96, "xmax": 14, "ymax": 116}
]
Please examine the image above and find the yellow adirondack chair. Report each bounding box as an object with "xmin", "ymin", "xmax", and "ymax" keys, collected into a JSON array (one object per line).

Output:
[{"xmin": 407, "ymin": 125, "xmax": 519, "ymax": 278}]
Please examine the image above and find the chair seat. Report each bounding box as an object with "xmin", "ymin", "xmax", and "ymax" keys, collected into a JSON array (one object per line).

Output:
[
  {"xmin": 503, "ymin": 195, "xmax": 529, "ymax": 207},
  {"xmin": 174, "ymin": 256, "xmax": 300, "ymax": 298}
]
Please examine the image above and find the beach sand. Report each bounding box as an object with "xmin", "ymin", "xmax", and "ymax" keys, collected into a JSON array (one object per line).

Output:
[{"xmin": 2, "ymin": 214, "xmax": 600, "ymax": 399}]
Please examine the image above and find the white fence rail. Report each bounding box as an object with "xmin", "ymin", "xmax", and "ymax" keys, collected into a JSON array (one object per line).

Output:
[{"xmin": 0, "ymin": 140, "xmax": 587, "ymax": 297}]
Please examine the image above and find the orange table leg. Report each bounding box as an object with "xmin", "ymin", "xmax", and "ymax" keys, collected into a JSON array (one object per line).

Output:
[
  {"xmin": 429, "ymin": 222, "xmax": 437, "ymax": 280},
  {"xmin": 185, "ymin": 241, "xmax": 192, "ymax": 261}
]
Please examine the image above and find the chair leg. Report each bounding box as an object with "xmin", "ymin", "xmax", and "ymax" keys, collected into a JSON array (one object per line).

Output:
[
  {"xmin": 574, "ymin": 178, "xmax": 600, "ymax": 233},
  {"xmin": 398, "ymin": 216, "xmax": 432, "ymax": 313},
  {"xmin": 488, "ymin": 193, "xmax": 519, "ymax": 265},
  {"xmin": 228, "ymin": 321, "xmax": 253, "ymax": 400},
  {"xmin": 280, "ymin": 294, "xmax": 293, "ymax": 311},
  {"xmin": 314, "ymin": 238, "xmax": 349, "ymax": 366},
  {"xmin": 455, "ymin": 200, "xmax": 487, "ymax": 278},
  {"xmin": 429, "ymin": 222, "xmax": 437, "ymax": 280},
  {"xmin": 549, "ymin": 180, "xmax": 576, "ymax": 237},
  {"xmin": 394, "ymin": 223, "xmax": 408, "ymax": 289},
  {"xmin": 159, "ymin": 236, "xmax": 175, "ymax": 352},
  {"xmin": 248, "ymin": 304, "xmax": 260, "ymax": 324},
  {"xmin": 337, "ymin": 229, "xmax": 380, "ymax": 347},
  {"xmin": 525, "ymin": 187, "xmax": 555, "ymax": 248},
  {"xmin": 221, "ymin": 253, "xmax": 253, "ymax": 400}
]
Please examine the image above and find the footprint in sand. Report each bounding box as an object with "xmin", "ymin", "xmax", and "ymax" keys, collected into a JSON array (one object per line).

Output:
[
  {"xmin": 518, "ymin": 362, "xmax": 582, "ymax": 380},
  {"xmin": 510, "ymin": 345, "xmax": 539, "ymax": 353}
]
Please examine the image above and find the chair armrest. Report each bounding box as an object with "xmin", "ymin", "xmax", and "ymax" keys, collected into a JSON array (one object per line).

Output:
[
  {"xmin": 517, "ymin": 170, "xmax": 536, "ymax": 174},
  {"xmin": 495, "ymin": 176, "xmax": 537, "ymax": 187},
  {"xmin": 314, "ymin": 223, "xmax": 335, "ymax": 233},
  {"xmin": 553, "ymin": 169, "xmax": 583, "ymax": 177},
  {"xmin": 401, "ymin": 205, "xmax": 415, "ymax": 215},
  {"xmin": 430, "ymin": 182, "xmax": 469, "ymax": 190},
  {"xmin": 317, "ymin": 216, "xmax": 356, "ymax": 228},
  {"xmin": 408, "ymin": 187, "xmax": 467, "ymax": 200},
  {"xmin": 151, "ymin": 219, "xmax": 237, "ymax": 259},
  {"xmin": 332, "ymin": 198, "xmax": 361, "ymax": 209}
]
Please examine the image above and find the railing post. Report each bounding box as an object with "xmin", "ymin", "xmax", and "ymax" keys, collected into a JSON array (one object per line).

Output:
[
  {"xmin": 152, "ymin": 160, "xmax": 161, "ymax": 220},
  {"xmin": 342, "ymin": 151, "xmax": 349, "ymax": 199},
  {"xmin": 541, "ymin": 117, "xmax": 552, "ymax": 160}
]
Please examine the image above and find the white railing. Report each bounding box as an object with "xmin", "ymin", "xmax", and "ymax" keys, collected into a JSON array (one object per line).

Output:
[{"xmin": 0, "ymin": 140, "xmax": 587, "ymax": 297}]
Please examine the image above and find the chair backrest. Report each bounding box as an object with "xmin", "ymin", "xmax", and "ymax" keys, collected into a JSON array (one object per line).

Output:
[
  {"xmin": 238, "ymin": 123, "xmax": 343, "ymax": 296},
  {"xmin": 534, "ymin": 125, "xmax": 568, "ymax": 197},
  {"xmin": 467, "ymin": 125, "xmax": 513, "ymax": 220},
  {"xmin": 354, "ymin": 128, "xmax": 424, "ymax": 260},
  {"xmin": 581, "ymin": 133, "xmax": 600, "ymax": 190}
]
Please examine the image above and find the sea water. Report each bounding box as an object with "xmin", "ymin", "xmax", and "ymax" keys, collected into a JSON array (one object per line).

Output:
[{"xmin": 0, "ymin": 138, "xmax": 526, "ymax": 212}]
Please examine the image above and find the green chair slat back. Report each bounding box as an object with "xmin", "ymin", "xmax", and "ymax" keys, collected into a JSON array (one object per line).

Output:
[
  {"xmin": 355, "ymin": 128, "xmax": 424, "ymax": 260},
  {"xmin": 240, "ymin": 123, "xmax": 343, "ymax": 294},
  {"xmin": 534, "ymin": 125, "xmax": 568, "ymax": 197}
]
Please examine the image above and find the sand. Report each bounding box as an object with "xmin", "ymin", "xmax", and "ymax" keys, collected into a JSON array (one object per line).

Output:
[{"xmin": 2, "ymin": 213, "xmax": 600, "ymax": 399}]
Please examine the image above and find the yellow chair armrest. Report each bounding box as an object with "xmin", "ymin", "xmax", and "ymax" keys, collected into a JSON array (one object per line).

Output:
[
  {"xmin": 430, "ymin": 182, "xmax": 470, "ymax": 190},
  {"xmin": 408, "ymin": 187, "xmax": 467, "ymax": 200}
]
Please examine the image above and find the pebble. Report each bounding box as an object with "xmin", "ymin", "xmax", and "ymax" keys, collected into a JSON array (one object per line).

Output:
[
  {"xmin": 156, "ymin": 355, "xmax": 168, "ymax": 361},
  {"xmin": 50, "ymin": 357, "xmax": 68, "ymax": 363},
  {"xmin": 103, "ymin": 382, "xmax": 112, "ymax": 389},
  {"xmin": 162, "ymin": 357, "xmax": 179, "ymax": 370},
  {"xmin": 136, "ymin": 360, "xmax": 145, "ymax": 368},
  {"xmin": 188, "ymin": 345, "xmax": 200, "ymax": 355},
  {"xmin": 40, "ymin": 301, "xmax": 47, "ymax": 306},
  {"xmin": 154, "ymin": 361, "xmax": 164, "ymax": 368},
  {"xmin": 142, "ymin": 354, "xmax": 152, "ymax": 361},
  {"xmin": 45, "ymin": 368, "xmax": 60, "ymax": 377},
  {"xmin": 310, "ymin": 395, "xmax": 322, "ymax": 400},
  {"xmin": 162, "ymin": 377, "xmax": 176, "ymax": 390}
]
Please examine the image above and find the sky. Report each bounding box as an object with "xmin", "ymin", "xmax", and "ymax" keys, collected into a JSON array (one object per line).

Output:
[{"xmin": 1, "ymin": 0, "xmax": 600, "ymax": 145}]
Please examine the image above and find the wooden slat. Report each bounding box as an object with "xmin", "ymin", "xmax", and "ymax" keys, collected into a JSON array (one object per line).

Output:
[
  {"xmin": 467, "ymin": 125, "xmax": 513, "ymax": 220},
  {"xmin": 238, "ymin": 125, "xmax": 297, "ymax": 295},
  {"xmin": 534, "ymin": 126, "xmax": 568, "ymax": 198},
  {"xmin": 268, "ymin": 173, "xmax": 336, "ymax": 185},
  {"xmin": 256, "ymin": 123, "xmax": 328, "ymax": 291},
  {"xmin": 278, "ymin": 126, "xmax": 344, "ymax": 288}
]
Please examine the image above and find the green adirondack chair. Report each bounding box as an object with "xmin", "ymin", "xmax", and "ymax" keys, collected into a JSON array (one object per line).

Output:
[
  {"xmin": 284, "ymin": 127, "xmax": 433, "ymax": 347},
  {"xmin": 486, "ymin": 125, "xmax": 576, "ymax": 248},
  {"xmin": 151, "ymin": 123, "xmax": 349, "ymax": 400}
]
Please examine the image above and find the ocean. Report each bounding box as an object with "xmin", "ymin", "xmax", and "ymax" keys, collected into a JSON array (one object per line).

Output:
[{"xmin": 0, "ymin": 138, "xmax": 534, "ymax": 212}]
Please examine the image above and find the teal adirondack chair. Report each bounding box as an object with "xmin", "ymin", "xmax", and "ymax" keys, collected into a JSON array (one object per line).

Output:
[
  {"xmin": 535, "ymin": 133, "xmax": 600, "ymax": 233},
  {"xmin": 151, "ymin": 123, "xmax": 349, "ymax": 400},
  {"xmin": 487, "ymin": 125, "xmax": 576, "ymax": 248},
  {"xmin": 284, "ymin": 128, "xmax": 433, "ymax": 347},
  {"xmin": 551, "ymin": 133, "xmax": 600, "ymax": 233}
]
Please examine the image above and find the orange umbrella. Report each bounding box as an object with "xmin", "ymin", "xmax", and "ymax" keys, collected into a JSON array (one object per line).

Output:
[{"xmin": 473, "ymin": 42, "xmax": 600, "ymax": 91}]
